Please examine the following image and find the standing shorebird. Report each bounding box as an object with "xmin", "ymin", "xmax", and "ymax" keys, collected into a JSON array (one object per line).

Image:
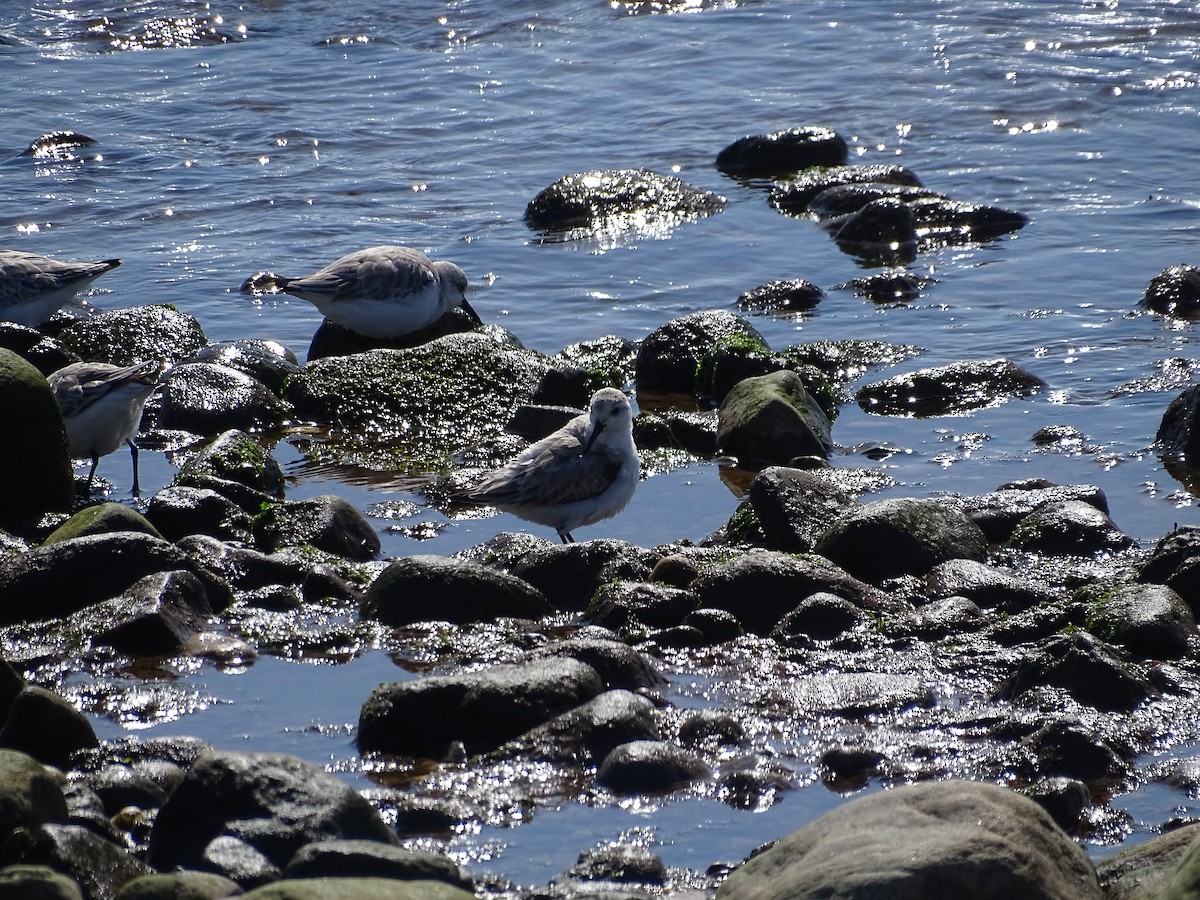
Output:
[
  {"xmin": 0, "ymin": 250, "xmax": 121, "ymax": 327},
  {"xmin": 273, "ymin": 245, "xmax": 480, "ymax": 339},
  {"xmin": 466, "ymin": 388, "xmax": 640, "ymax": 543},
  {"xmin": 48, "ymin": 360, "xmax": 163, "ymax": 496}
]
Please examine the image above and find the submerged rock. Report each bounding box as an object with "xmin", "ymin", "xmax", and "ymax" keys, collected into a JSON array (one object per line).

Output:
[
  {"xmin": 1142, "ymin": 263, "xmax": 1200, "ymax": 317},
  {"xmin": 829, "ymin": 197, "xmax": 918, "ymax": 265},
  {"xmin": 735, "ymin": 278, "xmax": 825, "ymax": 315},
  {"xmin": 174, "ymin": 429, "xmax": 286, "ymax": 502},
  {"xmin": 715, "ymin": 126, "xmax": 848, "ymax": 178},
  {"xmin": 857, "ymin": 357, "xmax": 1046, "ymax": 417},
  {"xmin": 769, "ymin": 164, "xmax": 924, "ymax": 214}
]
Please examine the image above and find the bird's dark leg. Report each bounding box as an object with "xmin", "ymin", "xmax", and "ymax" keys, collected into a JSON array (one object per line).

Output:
[
  {"xmin": 128, "ymin": 439, "xmax": 141, "ymax": 497},
  {"xmin": 558, "ymin": 530, "xmax": 574, "ymax": 544},
  {"xmin": 85, "ymin": 455, "xmax": 100, "ymax": 493}
]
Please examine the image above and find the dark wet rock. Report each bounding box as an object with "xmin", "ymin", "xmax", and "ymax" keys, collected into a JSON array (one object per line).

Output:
[
  {"xmin": 816, "ymin": 497, "xmax": 988, "ymax": 583},
  {"xmin": 808, "ymin": 182, "xmax": 934, "ymax": 217},
  {"xmin": 524, "ymin": 168, "xmax": 725, "ymax": 241},
  {"xmin": 829, "ymin": 197, "xmax": 918, "ymax": 264},
  {"xmin": 157, "ymin": 362, "xmax": 289, "ymax": 436},
  {"xmin": 1083, "ymin": 583, "xmax": 1196, "ymax": 660},
  {"xmin": 792, "ymin": 671, "xmax": 934, "ymax": 717},
  {"xmin": 633, "ymin": 408, "xmax": 720, "ymax": 456},
  {"xmin": 11, "ymin": 823, "xmax": 151, "ymax": 899},
  {"xmin": 0, "ymin": 531, "xmax": 231, "ymax": 625},
  {"xmin": 112, "ymin": 871, "xmax": 243, "ymax": 900},
  {"xmin": 148, "ymin": 750, "xmax": 395, "ymax": 872},
  {"xmin": 198, "ymin": 834, "xmax": 280, "ymax": 888},
  {"xmin": 1007, "ymin": 499, "xmax": 1135, "ymax": 556},
  {"xmin": 717, "ymin": 780, "xmax": 1101, "ymax": 900},
  {"xmin": 253, "ymin": 495, "xmax": 379, "ymax": 561},
  {"xmin": 283, "ymin": 840, "xmax": 472, "ymax": 890},
  {"xmin": 74, "ymin": 738, "xmax": 209, "ymax": 795},
  {"xmin": 1026, "ymin": 777, "xmax": 1091, "ymax": 834},
  {"xmin": 986, "ymin": 601, "xmax": 1087, "ymax": 647},
  {"xmin": 696, "ymin": 341, "xmax": 833, "ymax": 410},
  {"xmin": 682, "ymin": 608, "xmax": 743, "ymax": 643},
  {"xmin": 42, "ymin": 502, "xmax": 162, "ymax": 545},
  {"xmin": 568, "ymin": 842, "xmax": 667, "ymax": 885},
  {"xmin": 1033, "ymin": 424, "xmax": 1088, "ymax": 449},
  {"xmin": 56, "ymin": 305, "xmax": 207, "ymax": 367},
  {"xmin": 177, "ymin": 534, "xmax": 301, "ymax": 601},
  {"xmin": 927, "ymin": 558, "xmax": 1058, "ymax": 613},
  {"xmin": 649, "ymin": 554, "xmax": 700, "ymax": 588},
  {"xmin": 820, "ymin": 744, "xmax": 886, "ymax": 783},
  {"xmin": 748, "ymin": 466, "xmax": 857, "ymax": 553},
  {"xmin": 857, "ymin": 357, "xmax": 1046, "ymax": 417},
  {"xmin": 906, "ymin": 194, "xmax": 1029, "ymax": 243},
  {"xmin": 716, "ymin": 370, "xmax": 833, "ymax": 468},
  {"xmin": 174, "ymin": 430, "xmax": 286, "ymax": 502},
  {"xmin": 188, "ymin": 339, "xmax": 300, "ymax": 396},
  {"xmin": 716, "ymin": 126, "xmax": 847, "ymax": 178},
  {"xmin": 778, "ymin": 338, "xmax": 924, "ymax": 384},
  {"xmin": 1142, "ymin": 263, "xmax": 1200, "ymax": 317},
  {"xmin": 84, "ymin": 764, "xmax": 169, "ymax": 816},
  {"xmin": 996, "ymin": 632, "xmax": 1156, "ymax": 712},
  {"xmin": 691, "ymin": 550, "xmax": 896, "ymax": 634},
  {"xmin": 78, "ymin": 569, "xmax": 213, "ymax": 657},
  {"xmin": 0, "ymin": 322, "xmax": 79, "ymax": 375},
  {"xmin": 770, "ymin": 592, "xmax": 867, "ymax": 645},
  {"xmin": 0, "ymin": 865, "xmax": 84, "ymax": 900},
  {"xmin": 530, "ymin": 636, "xmax": 663, "ymax": 692},
  {"xmin": 307, "ymin": 307, "xmax": 487, "ymax": 362},
  {"xmin": 0, "ymin": 687, "xmax": 98, "ymax": 766},
  {"xmin": 460, "ymin": 535, "xmax": 652, "ymax": 612},
  {"xmin": 717, "ymin": 756, "xmax": 799, "ymax": 810},
  {"xmin": 0, "ymin": 659, "xmax": 25, "ymax": 724},
  {"xmin": 0, "ymin": 348, "xmax": 73, "ymax": 532},
  {"xmin": 735, "ymin": 279, "xmax": 824, "ymax": 315},
  {"xmin": 238, "ymin": 878, "xmax": 474, "ymax": 899},
  {"xmin": 1158, "ymin": 384, "xmax": 1200, "ymax": 463},
  {"xmin": 358, "ymin": 657, "xmax": 604, "ymax": 758},
  {"xmin": 634, "ymin": 310, "xmax": 766, "ymax": 397},
  {"xmin": 1018, "ymin": 720, "xmax": 1131, "ymax": 785},
  {"xmin": 887, "ymin": 595, "xmax": 983, "ymax": 640},
  {"xmin": 23, "ymin": 130, "xmax": 97, "ymax": 156},
  {"xmin": 0, "ymin": 749, "xmax": 69, "ymax": 836},
  {"xmin": 62, "ymin": 782, "xmax": 121, "ymax": 844},
  {"xmin": 678, "ymin": 710, "xmax": 745, "ymax": 749},
  {"xmin": 838, "ymin": 271, "xmax": 936, "ymax": 303},
  {"xmin": 501, "ymin": 402, "xmax": 581, "ymax": 442},
  {"xmin": 493, "ymin": 689, "xmax": 658, "ymax": 766},
  {"xmin": 361, "ymin": 555, "xmax": 551, "ymax": 626},
  {"xmin": 1139, "ymin": 526, "xmax": 1200, "ymax": 614},
  {"xmin": 539, "ymin": 335, "xmax": 640, "ymax": 409},
  {"xmin": 389, "ymin": 796, "xmax": 477, "ymax": 837},
  {"xmin": 769, "ymin": 164, "xmax": 924, "ymax": 214},
  {"xmin": 587, "ymin": 580, "xmax": 698, "ymax": 633},
  {"xmin": 1098, "ymin": 822, "xmax": 1200, "ymax": 900},
  {"xmin": 947, "ymin": 482, "xmax": 1110, "ymax": 543},
  {"xmin": 145, "ymin": 486, "xmax": 256, "ymax": 543},
  {"xmin": 286, "ymin": 333, "xmax": 551, "ymax": 474},
  {"xmin": 595, "ymin": 740, "xmax": 710, "ymax": 794}
]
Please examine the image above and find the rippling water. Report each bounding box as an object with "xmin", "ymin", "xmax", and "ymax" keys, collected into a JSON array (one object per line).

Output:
[{"xmin": 6, "ymin": 0, "xmax": 1200, "ymax": 886}]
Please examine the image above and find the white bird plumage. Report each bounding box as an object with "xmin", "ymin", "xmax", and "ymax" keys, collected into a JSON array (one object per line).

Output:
[
  {"xmin": 48, "ymin": 359, "xmax": 164, "ymax": 496},
  {"xmin": 0, "ymin": 250, "xmax": 121, "ymax": 328},
  {"xmin": 467, "ymin": 388, "xmax": 640, "ymax": 543},
  {"xmin": 275, "ymin": 245, "xmax": 479, "ymax": 339}
]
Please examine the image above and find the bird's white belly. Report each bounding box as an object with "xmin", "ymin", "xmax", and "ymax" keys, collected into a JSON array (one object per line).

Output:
[
  {"xmin": 65, "ymin": 393, "xmax": 143, "ymax": 458},
  {"xmin": 309, "ymin": 290, "xmax": 442, "ymax": 338}
]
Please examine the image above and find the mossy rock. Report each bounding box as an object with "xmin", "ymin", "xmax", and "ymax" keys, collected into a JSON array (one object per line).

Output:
[
  {"xmin": 175, "ymin": 430, "xmax": 286, "ymax": 500},
  {"xmin": 42, "ymin": 503, "xmax": 162, "ymax": 546},
  {"xmin": 56, "ymin": 305, "xmax": 208, "ymax": 366}
]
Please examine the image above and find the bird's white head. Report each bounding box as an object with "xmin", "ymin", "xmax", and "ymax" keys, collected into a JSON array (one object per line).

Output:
[
  {"xmin": 433, "ymin": 260, "xmax": 480, "ymax": 325},
  {"xmin": 582, "ymin": 387, "xmax": 634, "ymax": 454}
]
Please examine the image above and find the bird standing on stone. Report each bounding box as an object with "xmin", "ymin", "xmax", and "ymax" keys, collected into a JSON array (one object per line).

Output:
[
  {"xmin": 272, "ymin": 245, "xmax": 480, "ymax": 339},
  {"xmin": 0, "ymin": 250, "xmax": 121, "ymax": 328},
  {"xmin": 466, "ymin": 388, "xmax": 640, "ymax": 543},
  {"xmin": 48, "ymin": 359, "xmax": 164, "ymax": 496}
]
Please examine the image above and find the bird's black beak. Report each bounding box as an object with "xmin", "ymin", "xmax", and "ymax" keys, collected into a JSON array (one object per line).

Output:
[
  {"xmin": 582, "ymin": 420, "xmax": 605, "ymax": 455},
  {"xmin": 461, "ymin": 296, "xmax": 483, "ymax": 327}
]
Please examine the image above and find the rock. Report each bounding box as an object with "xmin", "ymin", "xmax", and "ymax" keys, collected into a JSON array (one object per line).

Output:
[
  {"xmin": 198, "ymin": 834, "xmax": 280, "ymax": 888},
  {"xmin": 0, "ymin": 660, "xmax": 26, "ymax": 728},
  {"xmin": 176, "ymin": 534, "xmax": 302, "ymax": 599},
  {"xmin": 996, "ymin": 632, "xmax": 1157, "ymax": 713},
  {"xmin": 697, "ymin": 339, "xmax": 831, "ymax": 408},
  {"xmin": 1142, "ymin": 263, "xmax": 1200, "ymax": 317},
  {"xmin": 829, "ymin": 197, "xmax": 918, "ymax": 264},
  {"xmin": 1007, "ymin": 499, "xmax": 1134, "ymax": 556},
  {"xmin": 56, "ymin": 305, "xmax": 207, "ymax": 367},
  {"xmin": 82, "ymin": 569, "xmax": 213, "ymax": 656},
  {"xmin": 926, "ymin": 558, "xmax": 1059, "ymax": 613},
  {"xmin": 237, "ymin": 878, "xmax": 475, "ymax": 899},
  {"xmin": 1026, "ymin": 777, "xmax": 1091, "ymax": 833},
  {"xmin": 769, "ymin": 164, "xmax": 924, "ymax": 214},
  {"xmin": 113, "ymin": 871, "xmax": 243, "ymax": 899},
  {"xmin": 253, "ymin": 495, "xmax": 380, "ymax": 561},
  {"xmin": 716, "ymin": 780, "xmax": 1101, "ymax": 899},
  {"xmin": 1098, "ymin": 823, "xmax": 1200, "ymax": 900},
  {"xmin": 1083, "ymin": 583, "xmax": 1196, "ymax": 660},
  {"xmin": 0, "ymin": 348, "xmax": 73, "ymax": 531},
  {"xmin": 586, "ymin": 580, "xmax": 698, "ymax": 633},
  {"xmin": 905, "ymin": 195, "xmax": 1028, "ymax": 243},
  {"xmin": 770, "ymin": 592, "xmax": 867, "ymax": 645},
  {"xmin": 174, "ymin": 430, "xmax": 286, "ymax": 501},
  {"xmin": 283, "ymin": 840, "xmax": 471, "ymax": 890},
  {"xmin": 678, "ymin": 710, "xmax": 745, "ymax": 749},
  {"xmin": 839, "ymin": 271, "xmax": 935, "ymax": 303},
  {"xmin": 747, "ymin": 466, "xmax": 858, "ymax": 553},
  {"xmin": 361, "ymin": 555, "xmax": 551, "ymax": 626},
  {"xmin": 815, "ymin": 497, "xmax": 988, "ymax": 582},
  {"xmin": 1158, "ymin": 384, "xmax": 1200, "ymax": 463},
  {"xmin": 887, "ymin": 595, "xmax": 984, "ymax": 640},
  {"xmin": 808, "ymin": 182, "xmax": 934, "ymax": 217},
  {"xmin": 492, "ymin": 689, "xmax": 657, "ymax": 766},
  {"xmin": 790, "ymin": 672, "xmax": 934, "ymax": 717},
  {"xmin": 84, "ymin": 764, "xmax": 168, "ymax": 816},
  {"xmin": 530, "ymin": 636, "xmax": 663, "ymax": 691},
  {"xmin": 0, "ymin": 687, "xmax": 99, "ymax": 766},
  {"xmin": 735, "ymin": 279, "xmax": 825, "ymax": 315},
  {"xmin": 0, "ymin": 865, "xmax": 83, "ymax": 900},
  {"xmin": 0, "ymin": 749, "xmax": 69, "ymax": 836},
  {"xmin": 12, "ymin": 823, "xmax": 152, "ymax": 899},
  {"xmin": 595, "ymin": 740, "xmax": 710, "ymax": 794},
  {"xmin": 357, "ymin": 657, "xmax": 604, "ymax": 758},
  {"xmin": 1139, "ymin": 526, "xmax": 1200, "ymax": 614},
  {"xmin": 717, "ymin": 756, "xmax": 799, "ymax": 810},
  {"xmin": 1020, "ymin": 720, "xmax": 1131, "ymax": 784},
  {"xmin": 682, "ymin": 608, "xmax": 743, "ymax": 644},
  {"xmin": 147, "ymin": 750, "xmax": 395, "ymax": 872},
  {"xmin": 187, "ymin": 339, "xmax": 300, "ymax": 396},
  {"xmin": 634, "ymin": 310, "xmax": 767, "ymax": 397},
  {"xmin": 157, "ymin": 362, "xmax": 289, "ymax": 436},
  {"xmin": 568, "ymin": 843, "xmax": 667, "ymax": 884},
  {"xmin": 144, "ymin": 486, "xmax": 255, "ymax": 543},
  {"xmin": 0, "ymin": 531, "xmax": 231, "ymax": 626},
  {"xmin": 540, "ymin": 335, "xmax": 639, "ymax": 408},
  {"xmin": 857, "ymin": 357, "xmax": 1046, "ymax": 417},
  {"xmin": 41, "ymin": 503, "xmax": 162, "ymax": 545},
  {"xmin": 0, "ymin": 321, "xmax": 79, "ymax": 375},
  {"xmin": 305, "ymin": 308, "xmax": 486, "ymax": 362},
  {"xmin": 715, "ymin": 126, "xmax": 848, "ymax": 178},
  {"xmin": 716, "ymin": 370, "xmax": 833, "ymax": 468},
  {"xmin": 948, "ymin": 482, "xmax": 1110, "ymax": 542}
]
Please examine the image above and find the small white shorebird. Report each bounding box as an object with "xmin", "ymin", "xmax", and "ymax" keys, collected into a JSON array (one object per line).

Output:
[
  {"xmin": 467, "ymin": 388, "xmax": 640, "ymax": 543},
  {"xmin": 274, "ymin": 245, "xmax": 480, "ymax": 339},
  {"xmin": 0, "ymin": 250, "xmax": 121, "ymax": 327},
  {"xmin": 48, "ymin": 359, "xmax": 163, "ymax": 496}
]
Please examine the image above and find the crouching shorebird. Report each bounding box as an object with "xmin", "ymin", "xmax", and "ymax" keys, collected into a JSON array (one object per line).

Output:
[
  {"xmin": 48, "ymin": 359, "xmax": 164, "ymax": 497},
  {"xmin": 0, "ymin": 250, "xmax": 121, "ymax": 328},
  {"xmin": 466, "ymin": 388, "xmax": 640, "ymax": 543},
  {"xmin": 274, "ymin": 245, "xmax": 480, "ymax": 339}
]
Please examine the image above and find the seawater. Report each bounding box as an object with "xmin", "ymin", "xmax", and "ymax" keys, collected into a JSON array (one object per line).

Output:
[{"xmin": 5, "ymin": 0, "xmax": 1200, "ymax": 885}]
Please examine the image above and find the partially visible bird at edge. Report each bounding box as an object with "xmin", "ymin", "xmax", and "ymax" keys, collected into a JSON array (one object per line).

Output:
[
  {"xmin": 466, "ymin": 387, "xmax": 640, "ymax": 543},
  {"xmin": 0, "ymin": 249, "xmax": 121, "ymax": 328},
  {"xmin": 48, "ymin": 359, "xmax": 164, "ymax": 497}
]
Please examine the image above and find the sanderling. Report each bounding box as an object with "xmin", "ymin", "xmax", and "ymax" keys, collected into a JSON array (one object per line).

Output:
[
  {"xmin": 0, "ymin": 250, "xmax": 121, "ymax": 328},
  {"xmin": 467, "ymin": 388, "xmax": 640, "ymax": 543},
  {"xmin": 48, "ymin": 359, "xmax": 163, "ymax": 496},
  {"xmin": 273, "ymin": 245, "xmax": 480, "ymax": 339}
]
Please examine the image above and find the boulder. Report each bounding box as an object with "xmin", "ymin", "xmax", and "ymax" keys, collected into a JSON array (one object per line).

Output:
[
  {"xmin": 926, "ymin": 558, "xmax": 1058, "ymax": 613},
  {"xmin": 1084, "ymin": 583, "xmax": 1196, "ymax": 660},
  {"xmin": 634, "ymin": 310, "xmax": 767, "ymax": 397},
  {"xmin": 157, "ymin": 362, "xmax": 289, "ymax": 435},
  {"xmin": 747, "ymin": 466, "xmax": 858, "ymax": 553},
  {"xmin": 0, "ymin": 687, "xmax": 99, "ymax": 766},
  {"xmin": 237, "ymin": 879, "xmax": 475, "ymax": 899},
  {"xmin": 41, "ymin": 503, "xmax": 162, "ymax": 545},
  {"xmin": 595, "ymin": 740, "xmax": 710, "ymax": 794},
  {"xmin": 1139, "ymin": 525, "xmax": 1200, "ymax": 614},
  {"xmin": 1158, "ymin": 384, "xmax": 1200, "ymax": 463},
  {"xmin": 0, "ymin": 749, "xmax": 69, "ymax": 836},
  {"xmin": 716, "ymin": 370, "xmax": 833, "ymax": 468},
  {"xmin": 0, "ymin": 865, "xmax": 84, "ymax": 900},
  {"xmin": 12, "ymin": 823, "xmax": 151, "ymax": 899},
  {"xmin": 144, "ymin": 486, "xmax": 255, "ymax": 543},
  {"xmin": 1098, "ymin": 823, "xmax": 1200, "ymax": 900},
  {"xmin": 996, "ymin": 632, "xmax": 1156, "ymax": 713},
  {"xmin": 253, "ymin": 496, "xmax": 380, "ymax": 561},
  {"xmin": 283, "ymin": 840, "xmax": 471, "ymax": 890},
  {"xmin": 112, "ymin": 871, "xmax": 243, "ymax": 899},
  {"xmin": 735, "ymin": 279, "xmax": 825, "ymax": 315},
  {"xmin": 77, "ymin": 569, "xmax": 213, "ymax": 656},
  {"xmin": 186, "ymin": 339, "xmax": 300, "ymax": 396},
  {"xmin": 56, "ymin": 305, "xmax": 207, "ymax": 367},
  {"xmin": 857, "ymin": 358, "xmax": 1046, "ymax": 417},
  {"xmin": 492, "ymin": 690, "xmax": 658, "ymax": 766},
  {"xmin": 829, "ymin": 197, "xmax": 918, "ymax": 264},
  {"xmin": 173, "ymin": 430, "xmax": 286, "ymax": 502},
  {"xmin": 1007, "ymin": 500, "xmax": 1134, "ymax": 556},
  {"xmin": 948, "ymin": 482, "xmax": 1110, "ymax": 542},
  {"xmin": 715, "ymin": 126, "xmax": 848, "ymax": 178},
  {"xmin": 769, "ymin": 164, "xmax": 924, "ymax": 214},
  {"xmin": 1142, "ymin": 264, "xmax": 1200, "ymax": 317}
]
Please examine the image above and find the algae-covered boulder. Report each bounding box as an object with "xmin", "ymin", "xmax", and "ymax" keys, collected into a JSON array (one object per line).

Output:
[
  {"xmin": 56, "ymin": 304, "xmax": 207, "ymax": 366},
  {"xmin": 253, "ymin": 495, "xmax": 380, "ymax": 561},
  {"xmin": 0, "ymin": 347, "xmax": 73, "ymax": 531},
  {"xmin": 717, "ymin": 370, "xmax": 833, "ymax": 469},
  {"xmin": 635, "ymin": 310, "xmax": 766, "ymax": 397},
  {"xmin": 41, "ymin": 502, "xmax": 162, "ymax": 545},
  {"xmin": 174, "ymin": 429, "xmax": 286, "ymax": 502}
]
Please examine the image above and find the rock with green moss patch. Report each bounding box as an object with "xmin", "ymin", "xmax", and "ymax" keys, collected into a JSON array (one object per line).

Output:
[
  {"xmin": 113, "ymin": 870, "xmax": 242, "ymax": 900},
  {"xmin": 42, "ymin": 502, "xmax": 162, "ymax": 545},
  {"xmin": 253, "ymin": 495, "xmax": 379, "ymax": 562},
  {"xmin": 0, "ymin": 864, "xmax": 83, "ymax": 900},
  {"xmin": 56, "ymin": 305, "xmax": 207, "ymax": 366},
  {"xmin": 175, "ymin": 430, "xmax": 285, "ymax": 502},
  {"xmin": 717, "ymin": 369, "xmax": 833, "ymax": 469},
  {"xmin": 1081, "ymin": 582, "xmax": 1195, "ymax": 660},
  {"xmin": 537, "ymin": 335, "xmax": 639, "ymax": 408},
  {"xmin": 1007, "ymin": 499, "xmax": 1134, "ymax": 557},
  {"xmin": 635, "ymin": 310, "xmax": 766, "ymax": 397}
]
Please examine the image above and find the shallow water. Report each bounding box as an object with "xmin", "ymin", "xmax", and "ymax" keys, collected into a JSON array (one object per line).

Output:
[{"xmin": 6, "ymin": 0, "xmax": 1200, "ymax": 886}]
